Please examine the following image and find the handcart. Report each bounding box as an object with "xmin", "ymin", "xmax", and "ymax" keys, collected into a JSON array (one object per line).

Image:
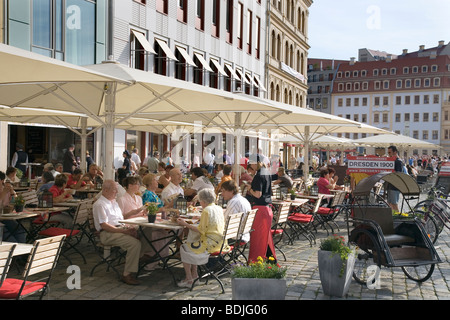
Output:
[{"xmin": 347, "ymin": 172, "xmax": 441, "ymax": 285}]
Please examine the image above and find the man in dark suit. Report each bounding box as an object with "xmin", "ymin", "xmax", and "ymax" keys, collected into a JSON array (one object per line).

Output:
[{"xmin": 63, "ymin": 144, "xmax": 77, "ymax": 174}]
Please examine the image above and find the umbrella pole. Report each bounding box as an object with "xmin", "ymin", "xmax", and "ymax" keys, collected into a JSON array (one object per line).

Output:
[
  {"xmin": 303, "ymin": 126, "xmax": 310, "ymax": 183},
  {"xmin": 104, "ymin": 82, "xmax": 116, "ymax": 181},
  {"xmin": 234, "ymin": 113, "xmax": 242, "ymax": 183},
  {"xmin": 80, "ymin": 117, "xmax": 87, "ymax": 174}
]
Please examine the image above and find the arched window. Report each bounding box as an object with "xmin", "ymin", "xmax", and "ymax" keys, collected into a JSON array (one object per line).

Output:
[
  {"xmin": 289, "ymin": 44, "xmax": 294, "ymax": 67},
  {"xmin": 276, "ymin": 34, "xmax": 281, "ymax": 60},
  {"xmin": 284, "ymin": 88, "xmax": 288, "ymax": 104},
  {"xmin": 285, "ymin": 41, "xmax": 289, "ymax": 64},
  {"xmin": 296, "ymin": 50, "xmax": 300, "ymax": 72},
  {"xmin": 289, "ymin": 90, "xmax": 293, "ymax": 105},
  {"xmin": 271, "ymin": 30, "xmax": 276, "ymax": 57},
  {"xmin": 300, "ymin": 53, "xmax": 305, "ymax": 75},
  {"xmin": 270, "ymin": 82, "xmax": 275, "ymax": 100},
  {"xmin": 297, "ymin": 8, "xmax": 302, "ymax": 30},
  {"xmin": 276, "ymin": 84, "xmax": 280, "ymax": 101},
  {"xmin": 301, "ymin": 11, "xmax": 305, "ymax": 33}
]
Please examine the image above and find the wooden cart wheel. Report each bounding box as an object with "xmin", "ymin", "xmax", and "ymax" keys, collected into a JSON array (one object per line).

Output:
[{"xmin": 351, "ymin": 228, "xmax": 383, "ymax": 286}]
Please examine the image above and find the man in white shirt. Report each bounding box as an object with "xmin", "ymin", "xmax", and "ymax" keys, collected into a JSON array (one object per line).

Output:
[
  {"xmin": 131, "ymin": 148, "xmax": 141, "ymax": 169},
  {"xmin": 93, "ymin": 179, "xmax": 142, "ymax": 285},
  {"xmin": 221, "ymin": 180, "xmax": 252, "ymax": 242},
  {"xmin": 203, "ymin": 148, "xmax": 215, "ymax": 174},
  {"xmin": 160, "ymin": 168, "xmax": 184, "ymax": 204},
  {"xmin": 184, "ymin": 167, "xmax": 214, "ymax": 197}
]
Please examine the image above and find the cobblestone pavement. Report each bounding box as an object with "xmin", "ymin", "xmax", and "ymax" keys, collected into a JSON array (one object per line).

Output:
[{"xmin": 16, "ymin": 206, "xmax": 450, "ymax": 302}]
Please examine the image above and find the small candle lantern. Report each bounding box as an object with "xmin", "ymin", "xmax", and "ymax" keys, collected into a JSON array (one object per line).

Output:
[
  {"xmin": 39, "ymin": 189, "xmax": 53, "ymax": 208},
  {"xmin": 174, "ymin": 195, "xmax": 187, "ymax": 214}
]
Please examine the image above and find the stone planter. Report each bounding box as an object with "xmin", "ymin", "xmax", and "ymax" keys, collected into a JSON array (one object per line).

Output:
[
  {"xmin": 318, "ymin": 250, "xmax": 355, "ymax": 298},
  {"xmin": 148, "ymin": 215, "xmax": 156, "ymax": 223},
  {"xmin": 231, "ymin": 278, "xmax": 286, "ymax": 300}
]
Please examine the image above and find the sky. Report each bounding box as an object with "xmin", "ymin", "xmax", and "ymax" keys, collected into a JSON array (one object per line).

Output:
[{"xmin": 307, "ymin": 0, "xmax": 450, "ymax": 60}]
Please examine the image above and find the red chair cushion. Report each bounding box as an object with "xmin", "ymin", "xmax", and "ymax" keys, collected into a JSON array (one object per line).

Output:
[
  {"xmin": 288, "ymin": 214, "xmax": 313, "ymax": 223},
  {"xmin": 39, "ymin": 227, "xmax": 79, "ymax": 238},
  {"xmin": 317, "ymin": 207, "xmax": 336, "ymax": 215},
  {"xmin": 0, "ymin": 278, "xmax": 46, "ymax": 299},
  {"xmin": 210, "ymin": 245, "xmax": 233, "ymax": 257}
]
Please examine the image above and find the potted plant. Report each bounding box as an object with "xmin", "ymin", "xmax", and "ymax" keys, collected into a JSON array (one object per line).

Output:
[
  {"xmin": 231, "ymin": 256, "xmax": 287, "ymax": 300},
  {"xmin": 288, "ymin": 188, "xmax": 296, "ymax": 200},
  {"xmin": 318, "ymin": 234, "xmax": 355, "ymax": 297},
  {"xmin": 146, "ymin": 202, "xmax": 158, "ymax": 223},
  {"xmin": 13, "ymin": 195, "xmax": 25, "ymax": 213}
]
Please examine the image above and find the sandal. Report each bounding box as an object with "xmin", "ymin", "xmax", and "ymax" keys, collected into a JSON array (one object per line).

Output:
[{"xmin": 177, "ymin": 279, "xmax": 194, "ymax": 288}]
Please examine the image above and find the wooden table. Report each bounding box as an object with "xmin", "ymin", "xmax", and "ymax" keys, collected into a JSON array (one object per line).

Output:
[
  {"xmin": 1, "ymin": 241, "xmax": 33, "ymax": 256},
  {"xmin": 119, "ymin": 217, "xmax": 184, "ymax": 284},
  {"xmin": 75, "ymin": 189, "xmax": 100, "ymax": 199},
  {"xmin": 0, "ymin": 211, "xmax": 39, "ymax": 243},
  {"xmin": 57, "ymin": 199, "xmax": 83, "ymax": 207}
]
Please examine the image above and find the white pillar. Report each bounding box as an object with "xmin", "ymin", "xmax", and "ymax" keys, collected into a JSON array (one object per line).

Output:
[{"xmin": 104, "ymin": 82, "xmax": 116, "ymax": 180}]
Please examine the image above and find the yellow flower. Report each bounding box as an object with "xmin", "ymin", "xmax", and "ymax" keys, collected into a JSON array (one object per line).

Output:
[{"xmin": 268, "ymin": 257, "xmax": 275, "ymax": 261}]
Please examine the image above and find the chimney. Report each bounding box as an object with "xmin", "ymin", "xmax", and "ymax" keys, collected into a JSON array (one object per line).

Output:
[
  {"xmin": 349, "ymin": 57, "xmax": 356, "ymax": 65},
  {"xmin": 419, "ymin": 45, "xmax": 425, "ymax": 51},
  {"xmin": 438, "ymin": 40, "xmax": 445, "ymax": 47},
  {"xmin": 402, "ymin": 49, "xmax": 408, "ymax": 55}
]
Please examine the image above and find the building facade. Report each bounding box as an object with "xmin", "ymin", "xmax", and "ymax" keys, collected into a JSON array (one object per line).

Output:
[
  {"xmin": 267, "ymin": 0, "xmax": 311, "ymax": 108},
  {"xmin": 307, "ymin": 58, "xmax": 347, "ymax": 114},
  {"xmin": 331, "ymin": 41, "xmax": 450, "ymax": 155}
]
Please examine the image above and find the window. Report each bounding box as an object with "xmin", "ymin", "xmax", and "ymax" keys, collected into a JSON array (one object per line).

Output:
[
  {"xmin": 403, "ymin": 67, "xmax": 409, "ymax": 74},
  {"xmin": 414, "ymin": 79, "xmax": 421, "ymax": 88},
  {"xmin": 255, "ymin": 16, "xmax": 261, "ymax": 59},
  {"xmin": 404, "ymin": 113, "xmax": 410, "ymax": 122},
  {"xmin": 353, "ymin": 70, "xmax": 358, "ymax": 77},
  {"xmin": 338, "ymin": 83, "xmax": 344, "ymax": 91},
  {"xmin": 196, "ymin": 0, "xmax": 205, "ymax": 30},
  {"xmin": 346, "ymin": 83, "xmax": 352, "ymax": 91},
  {"xmin": 422, "ymin": 65, "xmax": 428, "ymax": 73},
  {"xmin": 395, "ymin": 96, "xmax": 401, "ymax": 105},
  {"xmin": 354, "ymin": 98, "xmax": 359, "ymax": 106},
  {"xmin": 414, "ymin": 95, "xmax": 420, "ymax": 104},
  {"xmin": 362, "ymin": 97, "xmax": 368, "ymax": 106},
  {"xmin": 193, "ymin": 54, "xmax": 203, "ymax": 85},
  {"xmin": 433, "ymin": 78, "xmax": 440, "ymax": 87},
  {"xmin": 395, "ymin": 113, "xmax": 401, "ymax": 122},
  {"xmin": 413, "ymin": 130, "xmax": 418, "ymax": 139},
  {"xmin": 353, "ymin": 115, "xmax": 359, "ymax": 122},
  {"xmin": 424, "ymin": 95, "xmax": 429, "ymax": 104},
  {"xmin": 382, "ymin": 113, "xmax": 388, "ymax": 123},
  {"xmin": 424, "ymin": 78, "xmax": 430, "ymax": 87},
  {"xmin": 177, "ymin": 0, "xmax": 188, "ymax": 23},
  {"xmin": 374, "ymin": 113, "xmax": 379, "ymax": 123},
  {"xmin": 374, "ymin": 81, "xmax": 381, "ymax": 90},
  {"xmin": 374, "ymin": 97, "xmax": 380, "ymax": 106},
  {"xmin": 383, "ymin": 80, "xmax": 389, "ymax": 89},
  {"xmin": 381, "ymin": 68, "xmax": 387, "ymax": 75},
  {"xmin": 423, "ymin": 113, "xmax": 429, "ymax": 122},
  {"xmin": 431, "ymin": 65, "xmax": 438, "ymax": 72},
  {"xmin": 433, "ymin": 112, "xmax": 439, "ymax": 122},
  {"xmin": 237, "ymin": 3, "xmax": 243, "ymax": 49},
  {"xmin": 354, "ymin": 82, "xmax": 360, "ymax": 91},
  {"xmin": 361, "ymin": 70, "xmax": 367, "ymax": 77},
  {"xmin": 338, "ymin": 98, "xmax": 343, "ymax": 107},
  {"xmin": 432, "ymin": 130, "xmax": 438, "ymax": 140},
  {"xmin": 212, "ymin": 0, "xmax": 220, "ymax": 37},
  {"xmin": 383, "ymin": 96, "xmax": 389, "ymax": 106},
  {"xmin": 156, "ymin": 0, "xmax": 168, "ymax": 14},
  {"xmin": 414, "ymin": 113, "xmax": 420, "ymax": 122},
  {"xmin": 412, "ymin": 66, "xmax": 418, "ymax": 73},
  {"xmin": 225, "ymin": 0, "xmax": 233, "ymax": 42},
  {"xmin": 361, "ymin": 114, "xmax": 367, "ymax": 122},
  {"xmin": 405, "ymin": 79, "xmax": 411, "ymax": 88},
  {"xmin": 345, "ymin": 71, "xmax": 350, "ymax": 78},
  {"xmin": 154, "ymin": 39, "xmax": 167, "ymax": 75},
  {"xmin": 433, "ymin": 94, "xmax": 439, "ymax": 104},
  {"xmin": 362, "ymin": 82, "xmax": 368, "ymax": 90},
  {"xmin": 246, "ymin": 10, "xmax": 252, "ymax": 54},
  {"xmin": 390, "ymin": 68, "xmax": 396, "ymax": 75},
  {"xmin": 373, "ymin": 69, "xmax": 379, "ymax": 76},
  {"xmin": 346, "ymin": 98, "xmax": 351, "ymax": 107},
  {"xmin": 423, "ymin": 131, "xmax": 428, "ymax": 140},
  {"xmin": 405, "ymin": 96, "xmax": 410, "ymax": 105}
]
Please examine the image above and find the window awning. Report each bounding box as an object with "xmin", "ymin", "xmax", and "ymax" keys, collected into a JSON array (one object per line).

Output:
[
  {"xmin": 131, "ymin": 30, "xmax": 156, "ymax": 54},
  {"xmin": 175, "ymin": 47, "xmax": 197, "ymax": 67},
  {"xmin": 235, "ymin": 69, "xmax": 250, "ymax": 85},
  {"xmin": 253, "ymin": 75, "xmax": 267, "ymax": 91},
  {"xmin": 155, "ymin": 39, "xmax": 178, "ymax": 61},
  {"xmin": 193, "ymin": 53, "xmax": 213, "ymax": 72},
  {"xmin": 210, "ymin": 59, "xmax": 228, "ymax": 76},
  {"xmin": 245, "ymin": 73, "xmax": 258, "ymax": 87},
  {"xmin": 224, "ymin": 64, "xmax": 240, "ymax": 80}
]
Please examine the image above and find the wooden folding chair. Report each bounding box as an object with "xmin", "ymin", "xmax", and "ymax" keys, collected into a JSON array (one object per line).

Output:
[
  {"xmin": 0, "ymin": 235, "xmax": 65, "ymax": 300},
  {"xmin": 38, "ymin": 199, "xmax": 93, "ymax": 265},
  {"xmin": 230, "ymin": 209, "xmax": 257, "ymax": 263},
  {"xmin": 287, "ymin": 195, "xmax": 324, "ymax": 246},
  {"xmin": 0, "ymin": 244, "xmax": 16, "ymax": 287},
  {"xmin": 271, "ymin": 201, "xmax": 291, "ymax": 261},
  {"xmin": 315, "ymin": 191, "xmax": 348, "ymax": 235},
  {"xmin": 192, "ymin": 212, "xmax": 243, "ymax": 293}
]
